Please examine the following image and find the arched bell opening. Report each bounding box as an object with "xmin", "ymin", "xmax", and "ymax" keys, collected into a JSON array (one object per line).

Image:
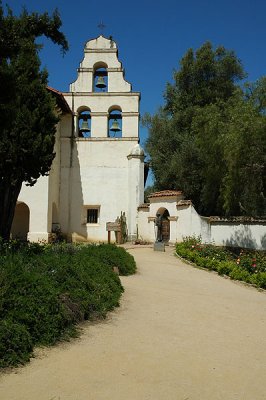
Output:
[
  {"xmin": 11, "ymin": 202, "xmax": 30, "ymax": 241},
  {"xmin": 108, "ymin": 107, "xmax": 122, "ymax": 138},
  {"xmin": 156, "ymin": 207, "xmax": 170, "ymax": 243},
  {"xmin": 93, "ymin": 63, "xmax": 108, "ymax": 92},
  {"xmin": 78, "ymin": 109, "xmax": 91, "ymax": 137}
]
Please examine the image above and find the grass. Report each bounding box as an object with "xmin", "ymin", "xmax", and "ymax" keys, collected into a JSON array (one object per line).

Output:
[
  {"xmin": 0, "ymin": 241, "xmax": 136, "ymax": 368},
  {"xmin": 176, "ymin": 236, "xmax": 266, "ymax": 289}
]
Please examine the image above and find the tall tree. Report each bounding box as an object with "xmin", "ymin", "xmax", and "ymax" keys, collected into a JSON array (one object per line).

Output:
[
  {"xmin": 0, "ymin": 3, "xmax": 68, "ymax": 240},
  {"xmin": 144, "ymin": 42, "xmax": 266, "ymax": 216},
  {"xmin": 221, "ymin": 94, "xmax": 266, "ymax": 215}
]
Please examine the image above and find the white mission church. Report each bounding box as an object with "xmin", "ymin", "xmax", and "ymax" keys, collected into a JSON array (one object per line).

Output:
[
  {"xmin": 11, "ymin": 35, "xmax": 266, "ymax": 249},
  {"xmin": 12, "ymin": 35, "xmax": 145, "ymax": 243}
]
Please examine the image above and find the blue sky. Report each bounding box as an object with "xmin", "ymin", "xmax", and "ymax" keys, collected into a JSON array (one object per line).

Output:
[{"xmin": 6, "ymin": 0, "xmax": 266, "ymax": 171}]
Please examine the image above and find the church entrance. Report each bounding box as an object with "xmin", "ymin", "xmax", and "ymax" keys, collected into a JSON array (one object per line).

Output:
[
  {"xmin": 11, "ymin": 202, "xmax": 30, "ymax": 241},
  {"xmin": 157, "ymin": 207, "xmax": 170, "ymax": 243}
]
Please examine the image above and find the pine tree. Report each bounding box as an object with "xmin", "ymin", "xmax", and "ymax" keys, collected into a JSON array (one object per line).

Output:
[{"xmin": 0, "ymin": 3, "xmax": 68, "ymax": 240}]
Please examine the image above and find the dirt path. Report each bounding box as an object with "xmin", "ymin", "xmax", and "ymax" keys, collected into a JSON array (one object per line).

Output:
[{"xmin": 0, "ymin": 246, "xmax": 266, "ymax": 400}]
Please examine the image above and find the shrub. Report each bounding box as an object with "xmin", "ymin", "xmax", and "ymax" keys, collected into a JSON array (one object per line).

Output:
[
  {"xmin": 217, "ymin": 261, "xmax": 235, "ymax": 276},
  {"xmin": 0, "ymin": 319, "xmax": 33, "ymax": 367},
  {"xmin": 76, "ymin": 244, "xmax": 137, "ymax": 276},
  {"xmin": 204, "ymin": 259, "xmax": 219, "ymax": 271},
  {"xmin": 176, "ymin": 237, "xmax": 266, "ymax": 290},
  {"xmin": 1, "ymin": 263, "xmax": 68, "ymax": 345},
  {"xmin": 0, "ymin": 242, "xmax": 134, "ymax": 368},
  {"xmin": 249, "ymin": 272, "xmax": 266, "ymax": 289},
  {"xmin": 229, "ymin": 267, "xmax": 251, "ymax": 282}
]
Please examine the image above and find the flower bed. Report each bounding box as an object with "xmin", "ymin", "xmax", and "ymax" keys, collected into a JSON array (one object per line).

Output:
[{"xmin": 176, "ymin": 236, "xmax": 266, "ymax": 289}]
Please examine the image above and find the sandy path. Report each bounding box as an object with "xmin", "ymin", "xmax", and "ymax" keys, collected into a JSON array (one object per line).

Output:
[{"xmin": 0, "ymin": 246, "xmax": 266, "ymax": 400}]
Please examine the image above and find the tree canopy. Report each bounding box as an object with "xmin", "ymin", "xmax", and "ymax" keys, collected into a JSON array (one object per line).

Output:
[
  {"xmin": 144, "ymin": 42, "xmax": 266, "ymax": 217},
  {"xmin": 0, "ymin": 2, "xmax": 68, "ymax": 240}
]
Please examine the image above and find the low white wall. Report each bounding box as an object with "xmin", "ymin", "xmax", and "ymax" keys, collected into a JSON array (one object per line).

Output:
[
  {"xmin": 138, "ymin": 203, "xmax": 266, "ymax": 250},
  {"xmin": 210, "ymin": 223, "xmax": 266, "ymax": 250},
  {"xmin": 137, "ymin": 208, "xmax": 154, "ymax": 242}
]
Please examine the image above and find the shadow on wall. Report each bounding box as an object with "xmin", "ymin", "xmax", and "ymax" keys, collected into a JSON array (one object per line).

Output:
[
  {"xmin": 69, "ymin": 140, "xmax": 87, "ymax": 240},
  {"xmin": 11, "ymin": 202, "xmax": 30, "ymax": 241},
  {"xmin": 224, "ymin": 225, "xmax": 265, "ymax": 250},
  {"xmin": 260, "ymin": 233, "xmax": 266, "ymax": 249}
]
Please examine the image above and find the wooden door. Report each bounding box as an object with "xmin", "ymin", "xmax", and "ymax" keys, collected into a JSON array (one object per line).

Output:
[{"xmin": 162, "ymin": 218, "xmax": 170, "ymax": 242}]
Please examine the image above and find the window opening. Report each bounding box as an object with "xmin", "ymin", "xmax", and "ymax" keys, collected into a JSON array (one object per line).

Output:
[
  {"xmin": 94, "ymin": 67, "xmax": 107, "ymax": 92},
  {"xmin": 79, "ymin": 110, "xmax": 91, "ymax": 137},
  {"xmin": 108, "ymin": 109, "xmax": 122, "ymax": 138},
  {"xmin": 87, "ymin": 208, "xmax": 98, "ymax": 224}
]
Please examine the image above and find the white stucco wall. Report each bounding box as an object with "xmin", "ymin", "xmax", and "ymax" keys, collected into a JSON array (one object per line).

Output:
[
  {"xmin": 64, "ymin": 93, "xmax": 140, "ymax": 139},
  {"xmin": 70, "ymin": 36, "xmax": 131, "ymax": 93},
  {"xmin": 11, "ymin": 203, "xmax": 29, "ymax": 240},
  {"xmin": 14, "ymin": 108, "xmax": 71, "ymax": 243},
  {"xmin": 14, "ymin": 35, "xmax": 144, "ymax": 244},
  {"xmin": 60, "ymin": 34, "xmax": 143, "ymax": 243},
  {"xmin": 137, "ymin": 208, "xmax": 153, "ymax": 241},
  {"xmin": 59, "ymin": 137, "xmax": 144, "ymax": 242},
  {"xmin": 127, "ymin": 155, "xmax": 144, "ymax": 239},
  {"xmin": 210, "ymin": 223, "xmax": 266, "ymax": 250},
  {"xmin": 18, "ymin": 176, "xmax": 50, "ymax": 242},
  {"xmin": 138, "ymin": 201, "xmax": 266, "ymax": 250}
]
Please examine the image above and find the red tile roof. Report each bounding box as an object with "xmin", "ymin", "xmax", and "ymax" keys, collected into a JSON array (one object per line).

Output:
[
  {"xmin": 209, "ymin": 216, "xmax": 266, "ymax": 223},
  {"xmin": 148, "ymin": 190, "xmax": 183, "ymax": 199},
  {"xmin": 47, "ymin": 86, "xmax": 72, "ymax": 114},
  {"xmin": 137, "ymin": 203, "xmax": 150, "ymax": 210},
  {"xmin": 176, "ymin": 200, "xmax": 192, "ymax": 206}
]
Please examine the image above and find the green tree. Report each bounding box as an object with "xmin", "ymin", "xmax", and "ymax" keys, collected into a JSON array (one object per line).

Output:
[
  {"xmin": 144, "ymin": 42, "xmax": 266, "ymax": 216},
  {"xmin": 221, "ymin": 94, "xmax": 266, "ymax": 215},
  {"xmin": 0, "ymin": 3, "xmax": 68, "ymax": 240}
]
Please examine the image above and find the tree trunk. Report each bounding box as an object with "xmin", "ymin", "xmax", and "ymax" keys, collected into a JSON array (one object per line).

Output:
[{"xmin": 0, "ymin": 179, "xmax": 23, "ymax": 241}]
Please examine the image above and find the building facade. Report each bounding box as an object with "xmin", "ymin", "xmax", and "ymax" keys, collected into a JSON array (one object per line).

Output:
[
  {"xmin": 12, "ymin": 35, "xmax": 144, "ymax": 242},
  {"xmin": 11, "ymin": 35, "xmax": 264, "ymax": 250},
  {"xmin": 137, "ymin": 191, "xmax": 266, "ymax": 250}
]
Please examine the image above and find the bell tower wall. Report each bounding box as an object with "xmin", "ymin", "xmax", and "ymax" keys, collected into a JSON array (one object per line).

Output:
[{"xmin": 61, "ymin": 35, "xmax": 143, "ymax": 242}]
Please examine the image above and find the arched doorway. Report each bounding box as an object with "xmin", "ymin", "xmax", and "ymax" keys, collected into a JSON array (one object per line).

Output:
[
  {"xmin": 11, "ymin": 202, "xmax": 30, "ymax": 241},
  {"xmin": 157, "ymin": 207, "xmax": 170, "ymax": 243}
]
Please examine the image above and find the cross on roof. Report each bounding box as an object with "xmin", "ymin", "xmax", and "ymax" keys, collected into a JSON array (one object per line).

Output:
[{"xmin": 97, "ymin": 21, "xmax": 106, "ymax": 34}]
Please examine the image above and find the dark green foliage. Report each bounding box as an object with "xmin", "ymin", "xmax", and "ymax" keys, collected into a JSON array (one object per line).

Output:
[
  {"xmin": 229, "ymin": 267, "xmax": 251, "ymax": 282},
  {"xmin": 0, "ymin": 3, "xmax": 68, "ymax": 240},
  {"xmin": 0, "ymin": 242, "xmax": 135, "ymax": 368},
  {"xmin": 86, "ymin": 244, "xmax": 137, "ymax": 276},
  {"xmin": 144, "ymin": 185, "xmax": 156, "ymax": 203},
  {"xmin": 250, "ymin": 273, "xmax": 266, "ymax": 289},
  {"xmin": 176, "ymin": 236, "xmax": 266, "ymax": 289},
  {"xmin": 144, "ymin": 42, "xmax": 266, "ymax": 216},
  {"xmin": 217, "ymin": 262, "xmax": 234, "ymax": 276},
  {"xmin": 0, "ymin": 319, "xmax": 33, "ymax": 368}
]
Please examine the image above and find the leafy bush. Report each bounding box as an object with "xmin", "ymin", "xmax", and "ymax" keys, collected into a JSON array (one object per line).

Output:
[
  {"xmin": 249, "ymin": 272, "xmax": 266, "ymax": 289},
  {"xmin": 229, "ymin": 267, "xmax": 251, "ymax": 282},
  {"xmin": 0, "ymin": 242, "xmax": 135, "ymax": 368},
  {"xmin": 78, "ymin": 244, "xmax": 137, "ymax": 276},
  {"xmin": 217, "ymin": 261, "xmax": 235, "ymax": 276},
  {"xmin": 0, "ymin": 319, "xmax": 33, "ymax": 368}
]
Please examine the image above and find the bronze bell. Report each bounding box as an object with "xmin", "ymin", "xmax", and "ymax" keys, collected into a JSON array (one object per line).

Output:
[
  {"xmin": 110, "ymin": 119, "xmax": 121, "ymax": 132},
  {"xmin": 80, "ymin": 119, "xmax": 90, "ymax": 132},
  {"xmin": 95, "ymin": 76, "xmax": 106, "ymax": 88}
]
